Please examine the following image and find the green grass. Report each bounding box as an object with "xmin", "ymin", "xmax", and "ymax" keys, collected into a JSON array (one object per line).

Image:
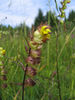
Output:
[{"xmin": 0, "ymin": 24, "xmax": 75, "ymax": 100}]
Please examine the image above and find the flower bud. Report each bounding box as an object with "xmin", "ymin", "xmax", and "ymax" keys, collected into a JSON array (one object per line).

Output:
[
  {"xmin": 62, "ymin": 5, "xmax": 67, "ymax": 10},
  {"xmin": 0, "ymin": 66, "xmax": 4, "ymax": 69},
  {"xmin": 60, "ymin": 13, "xmax": 65, "ymax": 18},
  {"xmin": 26, "ymin": 67, "xmax": 37, "ymax": 77},
  {"xmin": 1, "ymin": 75, "xmax": 7, "ymax": 80},
  {"xmin": 29, "ymin": 41, "xmax": 38, "ymax": 50},
  {"xmin": 26, "ymin": 56, "xmax": 35, "ymax": 65},
  {"xmin": 34, "ymin": 30, "xmax": 42, "ymax": 44},
  {"xmin": 65, "ymin": 0, "xmax": 71, "ymax": 3},
  {"xmin": 37, "ymin": 45, "xmax": 42, "ymax": 49},
  {"xmin": 30, "ymin": 50, "xmax": 41, "ymax": 58},
  {"xmin": 60, "ymin": 20, "xmax": 64, "ymax": 24},
  {"xmin": 34, "ymin": 57, "xmax": 40, "ymax": 64},
  {"xmin": 1, "ymin": 70, "xmax": 7, "ymax": 75},
  {"xmin": 25, "ymin": 78, "xmax": 36, "ymax": 86},
  {"xmin": 2, "ymin": 83, "xmax": 7, "ymax": 88},
  {"xmin": 67, "ymin": 0, "xmax": 71, "ymax": 3},
  {"xmin": 61, "ymin": 10, "xmax": 65, "ymax": 14}
]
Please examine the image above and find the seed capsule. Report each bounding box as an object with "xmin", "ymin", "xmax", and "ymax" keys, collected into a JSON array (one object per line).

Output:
[
  {"xmin": 29, "ymin": 41, "xmax": 38, "ymax": 50},
  {"xmin": 26, "ymin": 67, "xmax": 37, "ymax": 77},
  {"xmin": 25, "ymin": 78, "xmax": 36, "ymax": 86},
  {"xmin": 26, "ymin": 56, "xmax": 35, "ymax": 65},
  {"xmin": 1, "ymin": 70, "xmax": 7, "ymax": 75},
  {"xmin": 0, "ymin": 66, "xmax": 4, "ymax": 69},
  {"xmin": 2, "ymin": 83, "xmax": 7, "ymax": 88},
  {"xmin": 1, "ymin": 75, "xmax": 7, "ymax": 80},
  {"xmin": 30, "ymin": 50, "xmax": 41, "ymax": 58},
  {"xmin": 34, "ymin": 57, "xmax": 40, "ymax": 64}
]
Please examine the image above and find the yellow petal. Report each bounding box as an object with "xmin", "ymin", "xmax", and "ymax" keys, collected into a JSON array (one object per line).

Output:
[{"xmin": 2, "ymin": 50, "xmax": 6, "ymax": 55}]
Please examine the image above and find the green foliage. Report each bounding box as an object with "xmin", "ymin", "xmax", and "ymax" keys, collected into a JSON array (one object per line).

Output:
[
  {"xmin": 45, "ymin": 11, "xmax": 58, "ymax": 27},
  {"xmin": 34, "ymin": 9, "xmax": 58, "ymax": 29},
  {"xmin": 68, "ymin": 10, "xmax": 75, "ymax": 24},
  {"xmin": 0, "ymin": 21, "xmax": 75, "ymax": 100},
  {"xmin": 0, "ymin": 23, "xmax": 30, "ymax": 37},
  {"xmin": 34, "ymin": 9, "xmax": 45, "ymax": 28}
]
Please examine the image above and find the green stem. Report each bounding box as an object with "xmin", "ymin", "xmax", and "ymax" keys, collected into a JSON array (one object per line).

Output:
[
  {"xmin": 47, "ymin": 0, "xmax": 50, "ymax": 67},
  {"xmin": 56, "ymin": 33, "xmax": 62, "ymax": 100},
  {"xmin": 22, "ymin": 64, "xmax": 28, "ymax": 100}
]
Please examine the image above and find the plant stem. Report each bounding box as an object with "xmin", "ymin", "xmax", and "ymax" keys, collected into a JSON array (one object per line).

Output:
[
  {"xmin": 56, "ymin": 33, "xmax": 62, "ymax": 100},
  {"xmin": 22, "ymin": 64, "xmax": 28, "ymax": 100},
  {"xmin": 47, "ymin": 0, "xmax": 50, "ymax": 66}
]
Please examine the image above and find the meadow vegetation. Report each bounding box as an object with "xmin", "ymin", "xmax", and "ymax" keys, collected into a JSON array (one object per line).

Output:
[{"xmin": 0, "ymin": 1, "xmax": 75, "ymax": 100}]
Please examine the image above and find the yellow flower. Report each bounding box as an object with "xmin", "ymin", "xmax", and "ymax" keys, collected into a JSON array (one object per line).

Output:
[
  {"xmin": 2, "ymin": 50, "xmax": 6, "ymax": 55},
  {"xmin": 0, "ymin": 47, "xmax": 6, "ymax": 55},
  {"xmin": 40, "ymin": 26, "xmax": 51, "ymax": 35},
  {"xmin": 42, "ymin": 34, "xmax": 50, "ymax": 40},
  {"xmin": 40, "ymin": 25, "xmax": 51, "ymax": 41}
]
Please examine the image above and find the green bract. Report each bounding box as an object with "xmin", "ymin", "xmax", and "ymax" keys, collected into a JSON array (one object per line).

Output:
[
  {"xmin": 29, "ymin": 41, "xmax": 38, "ymax": 50},
  {"xmin": 34, "ymin": 30, "xmax": 42, "ymax": 44}
]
